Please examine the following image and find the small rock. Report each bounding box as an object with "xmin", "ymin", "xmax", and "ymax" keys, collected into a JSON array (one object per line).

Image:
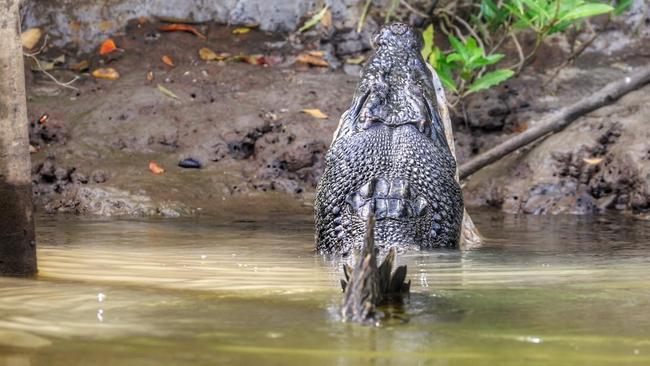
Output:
[
  {"xmin": 343, "ymin": 64, "xmax": 362, "ymax": 77},
  {"xmin": 70, "ymin": 171, "xmax": 88, "ymax": 184},
  {"xmin": 91, "ymin": 170, "xmax": 109, "ymax": 183},
  {"xmin": 178, "ymin": 158, "xmax": 202, "ymax": 169}
]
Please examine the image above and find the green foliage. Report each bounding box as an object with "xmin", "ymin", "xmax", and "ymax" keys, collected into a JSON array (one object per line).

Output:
[
  {"xmin": 501, "ymin": 0, "xmax": 613, "ymax": 39},
  {"xmin": 422, "ymin": 0, "xmax": 617, "ymax": 100},
  {"xmin": 421, "ymin": 25, "xmax": 512, "ymax": 97},
  {"xmin": 612, "ymin": 0, "xmax": 633, "ymax": 16}
]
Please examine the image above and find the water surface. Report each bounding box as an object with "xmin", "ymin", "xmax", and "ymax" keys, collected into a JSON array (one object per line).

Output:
[{"xmin": 1, "ymin": 211, "xmax": 649, "ymax": 365}]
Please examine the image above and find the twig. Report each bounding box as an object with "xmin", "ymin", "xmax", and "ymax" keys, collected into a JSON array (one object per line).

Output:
[
  {"xmin": 509, "ymin": 32, "xmax": 525, "ymax": 73},
  {"xmin": 544, "ymin": 22, "xmax": 602, "ymax": 86},
  {"xmin": 400, "ymin": 0, "xmax": 430, "ymax": 19},
  {"xmin": 458, "ymin": 65, "xmax": 650, "ymax": 179},
  {"xmin": 23, "ymin": 35, "xmax": 79, "ymax": 91},
  {"xmin": 357, "ymin": 0, "xmax": 372, "ymax": 33},
  {"xmin": 438, "ymin": 8, "xmax": 485, "ymax": 51},
  {"xmin": 634, "ymin": 1, "xmax": 649, "ymax": 36}
]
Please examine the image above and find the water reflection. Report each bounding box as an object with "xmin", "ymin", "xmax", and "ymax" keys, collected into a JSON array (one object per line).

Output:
[{"xmin": 0, "ymin": 210, "xmax": 649, "ymax": 365}]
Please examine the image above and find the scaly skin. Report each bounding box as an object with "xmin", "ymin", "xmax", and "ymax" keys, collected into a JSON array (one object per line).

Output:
[{"xmin": 315, "ymin": 23, "xmax": 463, "ymax": 255}]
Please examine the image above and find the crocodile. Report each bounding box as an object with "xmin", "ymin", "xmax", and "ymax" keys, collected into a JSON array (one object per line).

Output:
[{"xmin": 315, "ymin": 22, "xmax": 464, "ymax": 256}]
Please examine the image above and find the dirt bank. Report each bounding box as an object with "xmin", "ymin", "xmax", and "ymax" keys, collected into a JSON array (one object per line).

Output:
[{"xmin": 24, "ymin": 12, "xmax": 650, "ymax": 218}]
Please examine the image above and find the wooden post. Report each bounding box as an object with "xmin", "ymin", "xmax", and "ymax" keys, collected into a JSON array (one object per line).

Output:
[{"xmin": 0, "ymin": 0, "xmax": 37, "ymax": 276}]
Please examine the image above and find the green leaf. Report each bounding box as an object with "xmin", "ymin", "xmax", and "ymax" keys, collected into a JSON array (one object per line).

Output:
[
  {"xmin": 521, "ymin": 0, "xmax": 551, "ymax": 20},
  {"xmin": 437, "ymin": 67, "xmax": 458, "ymax": 93},
  {"xmin": 465, "ymin": 69, "xmax": 514, "ymax": 95},
  {"xmin": 421, "ymin": 25, "xmax": 434, "ymax": 60},
  {"xmin": 448, "ymin": 35, "xmax": 469, "ymax": 62},
  {"xmin": 446, "ymin": 53, "xmax": 463, "ymax": 63},
  {"xmin": 484, "ymin": 53, "xmax": 505, "ymax": 64},
  {"xmin": 613, "ymin": 0, "xmax": 633, "ymax": 16},
  {"xmin": 560, "ymin": 3, "xmax": 613, "ymax": 21},
  {"xmin": 298, "ymin": 5, "xmax": 329, "ymax": 33},
  {"xmin": 481, "ymin": 0, "xmax": 499, "ymax": 20},
  {"xmin": 471, "ymin": 53, "xmax": 505, "ymax": 68}
]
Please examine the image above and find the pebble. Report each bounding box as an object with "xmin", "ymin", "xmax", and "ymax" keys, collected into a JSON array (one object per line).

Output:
[{"xmin": 178, "ymin": 158, "xmax": 202, "ymax": 169}]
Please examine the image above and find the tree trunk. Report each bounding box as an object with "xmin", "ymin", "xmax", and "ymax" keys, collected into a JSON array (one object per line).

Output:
[{"xmin": 0, "ymin": 0, "xmax": 37, "ymax": 276}]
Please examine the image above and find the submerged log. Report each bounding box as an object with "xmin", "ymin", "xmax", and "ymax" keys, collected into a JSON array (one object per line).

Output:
[{"xmin": 0, "ymin": 0, "xmax": 38, "ymax": 276}]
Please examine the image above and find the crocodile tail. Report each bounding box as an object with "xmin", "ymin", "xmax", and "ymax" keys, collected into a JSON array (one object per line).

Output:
[{"xmin": 340, "ymin": 214, "xmax": 380, "ymax": 323}]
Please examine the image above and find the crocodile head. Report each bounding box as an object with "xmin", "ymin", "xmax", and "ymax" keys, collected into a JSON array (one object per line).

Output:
[{"xmin": 315, "ymin": 23, "xmax": 463, "ymax": 254}]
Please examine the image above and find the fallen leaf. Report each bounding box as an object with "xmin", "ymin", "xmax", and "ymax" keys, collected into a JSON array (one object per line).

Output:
[
  {"xmin": 345, "ymin": 56, "xmax": 365, "ymax": 65},
  {"xmin": 99, "ymin": 21, "xmax": 114, "ymax": 32},
  {"xmin": 29, "ymin": 145, "xmax": 38, "ymax": 154},
  {"xmin": 149, "ymin": 161, "xmax": 165, "ymax": 175},
  {"xmin": 21, "ymin": 28, "xmax": 42, "ymax": 49},
  {"xmin": 157, "ymin": 84, "xmax": 181, "ymax": 100},
  {"xmin": 31, "ymin": 59, "xmax": 55, "ymax": 71},
  {"xmin": 301, "ymin": 109, "xmax": 328, "ymax": 119},
  {"xmin": 99, "ymin": 39, "xmax": 117, "ymax": 55},
  {"xmin": 583, "ymin": 157, "xmax": 603, "ymax": 165},
  {"xmin": 52, "ymin": 54, "xmax": 66, "ymax": 65},
  {"xmin": 199, "ymin": 47, "xmax": 219, "ymax": 61},
  {"xmin": 298, "ymin": 5, "xmax": 329, "ymax": 33},
  {"xmin": 92, "ymin": 68, "xmax": 120, "ymax": 80},
  {"xmin": 232, "ymin": 27, "xmax": 251, "ymax": 35},
  {"xmin": 146, "ymin": 70, "xmax": 154, "ymax": 81},
  {"xmin": 38, "ymin": 114, "xmax": 49, "ymax": 125},
  {"xmin": 306, "ymin": 50, "xmax": 325, "ymax": 57},
  {"xmin": 70, "ymin": 59, "xmax": 90, "ymax": 72},
  {"xmin": 235, "ymin": 54, "xmax": 266, "ymax": 65},
  {"xmin": 162, "ymin": 55, "xmax": 174, "ymax": 67},
  {"xmin": 320, "ymin": 9, "xmax": 332, "ymax": 28},
  {"xmin": 159, "ymin": 23, "xmax": 206, "ymax": 39},
  {"xmin": 512, "ymin": 122, "xmax": 528, "ymax": 133},
  {"xmin": 296, "ymin": 53, "xmax": 329, "ymax": 67}
]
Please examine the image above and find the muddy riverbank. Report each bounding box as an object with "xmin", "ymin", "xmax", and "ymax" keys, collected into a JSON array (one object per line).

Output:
[{"xmin": 24, "ymin": 10, "xmax": 650, "ymax": 218}]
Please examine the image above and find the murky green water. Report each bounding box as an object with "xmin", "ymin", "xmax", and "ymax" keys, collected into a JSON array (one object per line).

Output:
[{"xmin": 1, "ymin": 211, "xmax": 650, "ymax": 365}]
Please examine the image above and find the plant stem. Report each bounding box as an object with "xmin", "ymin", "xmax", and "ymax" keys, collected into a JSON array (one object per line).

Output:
[{"xmin": 357, "ymin": 0, "xmax": 373, "ymax": 33}]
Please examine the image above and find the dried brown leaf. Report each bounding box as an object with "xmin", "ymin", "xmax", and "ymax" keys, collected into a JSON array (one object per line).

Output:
[
  {"xmin": 296, "ymin": 53, "xmax": 329, "ymax": 67},
  {"xmin": 159, "ymin": 24, "xmax": 206, "ymax": 39},
  {"xmin": 99, "ymin": 39, "xmax": 117, "ymax": 55},
  {"xmin": 162, "ymin": 55, "xmax": 174, "ymax": 67},
  {"xmin": 149, "ymin": 161, "xmax": 165, "ymax": 174},
  {"xmin": 301, "ymin": 109, "xmax": 328, "ymax": 119},
  {"xmin": 92, "ymin": 68, "xmax": 120, "ymax": 80},
  {"xmin": 583, "ymin": 157, "xmax": 603, "ymax": 165},
  {"xmin": 21, "ymin": 28, "xmax": 43, "ymax": 49}
]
